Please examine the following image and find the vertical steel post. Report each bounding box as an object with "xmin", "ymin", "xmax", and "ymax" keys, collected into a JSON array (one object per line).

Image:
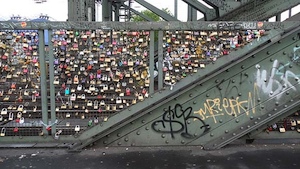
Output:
[
  {"xmin": 157, "ymin": 31, "xmax": 163, "ymax": 90},
  {"xmin": 102, "ymin": 0, "xmax": 110, "ymax": 21},
  {"xmin": 48, "ymin": 30, "xmax": 56, "ymax": 135},
  {"xmin": 114, "ymin": 3, "xmax": 120, "ymax": 21},
  {"xmin": 174, "ymin": 0, "xmax": 178, "ymax": 19},
  {"xmin": 38, "ymin": 30, "xmax": 49, "ymax": 134},
  {"xmin": 149, "ymin": 31, "xmax": 155, "ymax": 94}
]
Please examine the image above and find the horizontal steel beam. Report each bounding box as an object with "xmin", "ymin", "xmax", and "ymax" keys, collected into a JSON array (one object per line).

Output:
[{"xmin": 0, "ymin": 21, "xmax": 299, "ymax": 30}]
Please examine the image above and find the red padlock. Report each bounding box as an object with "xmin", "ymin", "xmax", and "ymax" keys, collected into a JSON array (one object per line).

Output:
[
  {"xmin": 46, "ymin": 127, "xmax": 51, "ymax": 131},
  {"xmin": 13, "ymin": 127, "xmax": 19, "ymax": 132},
  {"xmin": 126, "ymin": 88, "xmax": 131, "ymax": 96},
  {"xmin": 15, "ymin": 118, "xmax": 20, "ymax": 123}
]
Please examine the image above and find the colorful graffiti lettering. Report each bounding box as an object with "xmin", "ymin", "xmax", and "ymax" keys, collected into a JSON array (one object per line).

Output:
[{"xmin": 152, "ymin": 104, "xmax": 209, "ymax": 139}]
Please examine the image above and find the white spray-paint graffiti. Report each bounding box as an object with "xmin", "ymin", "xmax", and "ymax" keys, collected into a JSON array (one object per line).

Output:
[{"xmin": 256, "ymin": 59, "xmax": 299, "ymax": 100}]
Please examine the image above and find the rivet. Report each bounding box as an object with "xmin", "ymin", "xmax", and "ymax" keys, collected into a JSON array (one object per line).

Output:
[
  {"xmin": 145, "ymin": 126, "xmax": 149, "ymax": 130},
  {"xmin": 273, "ymin": 108, "xmax": 277, "ymax": 111},
  {"xmin": 150, "ymin": 95, "xmax": 153, "ymax": 98},
  {"xmin": 193, "ymin": 101, "xmax": 197, "ymax": 104},
  {"xmin": 131, "ymin": 143, "xmax": 135, "ymax": 146},
  {"xmin": 187, "ymin": 120, "xmax": 191, "ymax": 124},
  {"xmin": 241, "ymin": 65, "xmax": 245, "ymax": 69},
  {"xmin": 233, "ymin": 133, "xmax": 236, "ymax": 136},
  {"xmin": 254, "ymin": 121, "xmax": 258, "ymax": 124},
  {"xmin": 268, "ymin": 114, "xmax": 271, "ymax": 117},
  {"xmin": 124, "ymin": 138, "xmax": 129, "ymax": 142},
  {"xmin": 261, "ymin": 105, "xmax": 264, "ymax": 109},
  {"xmin": 244, "ymin": 106, "xmax": 248, "ymax": 110},
  {"xmin": 286, "ymin": 91, "xmax": 290, "ymax": 95},
  {"xmin": 270, "ymin": 58, "xmax": 274, "ymax": 62},
  {"xmin": 267, "ymin": 51, "xmax": 270, "ymax": 55},
  {"xmin": 141, "ymin": 120, "xmax": 145, "ymax": 123},
  {"xmin": 283, "ymin": 84, "xmax": 286, "ymax": 88},
  {"xmin": 103, "ymin": 141, "xmax": 107, "ymax": 144},
  {"xmin": 295, "ymin": 77, "xmax": 299, "ymax": 81},
  {"xmin": 161, "ymin": 134, "xmax": 165, "ymax": 138},
  {"xmin": 257, "ymin": 98, "xmax": 261, "ymax": 102},
  {"xmin": 163, "ymin": 108, "xmax": 167, "ymax": 111},
  {"xmin": 247, "ymin": 125, "xmax": 250, "ymax": 128},
  {"xmin": 238, "ymin": 93, "xmax": 242, "ymax": 96},
  {"xmin": 102, "ymin": 152, "xmax": 106, "ymax": 156},
  {"xmin": 136, "ymin": 131, "xmax": 140, "ymax": 135},
  {"xmin": 226, "ymin": 69, "xmax": 230, "ymax": 72},
  {"xmin": 189, "ymin": 94, "xmax": 193, "ymax": 97},
  {"xmin": 296, "ymin": 44, "xmax": 299, "ymax": 47},
  {"xmin": 174, "ymin": 97, "xmax": 178, "ymax": 100},
  {"xmin": 240, "ymin": 127, "xmax": 244, "ymax": 130},
  {"xmin": 219, "ymin": 119, "xmax": 223, "ymax": 123},
  {"xmin": 283, "ymin": 52, "xmax": 286, "ymax": 55},
  {"xmin": 275, "ymin": 102, "xmax": 279, "ymax": 106},
  {"xmin": 213, "ymin": 144, "xmax": 217, "ymax": 147},
  {"xmin": 215, "ymin": 79, "xmax": 219, "ymax": 83},
  {"xmin": 218, "ymin": 87, "xmax": 222, "ymax": 90},
  {"xmin": 194, "ymin": 133, "xmax": 198, "ymax": 136},
  {"xmin": 270, "ymin": 91, "xmax": 273, "ymax": 95},
  {"xmin": 206, "ymin": 94, "xmax": 210, "ymax": 97},
  {"xmin": 250, "ymin": 116, "xmax": 254, "ymax": 120},
  {"xmin": 293, "ymin": 37, "xmax": 296, "ymax": 40},
  {"xmin": 118, "ymin": 142, "xmax": 122, "ymax": 145},
  {"xmin": 165, "ymin": 140, "xmax": 169, "ymax": 144},
  {"xmin": 236, "ymin": 119, "xmax": 239, "ymax": 123},
  {"xmin": 231, "ymin": 79, "xmax": 235, "ymax": 83},
  {"xmin": 289, "ymin": 64, "xmax": 293, "ymax": 68},
  {"xmin": 291, "ymin": 99, "xmax": 294, "ymax": 102},
  {"xmin": 128, "ymin": 108, "xmax": 131, "ymax": 111},
  {"xmin": 210, "ymin": 133, "xmax": 214, "ymax": 137},
  {"xmin": 244, "ymin": 73, "xmax": 248, "ymax": 76},
  {"xmin": 117, "ymin": 133, "xmax": 121, "ymax": 137},
  {"xmin": 278, "ymin": 40, "xmax": 281, "ymax": 43},
  {"xmin": 251, "ymin": 55, "xmax": 255, "ymax": 58},
  {"xmin": 284, "ymin": 105, "xmax": 288, "ymax": 108},
  {"xmin": 225, "ymin": 130, "xmax": 229, "ymax": 133},
  {"xmin": 264, "ymin": 79, "xmax": 267, "ymax": 82},
  {"xmin": 181, "ymin": 140, "xmax": 185, "ymax": 144},
  {"xmin": 222, "ymin": 137, "xmax": 225, "ymax": 140},
  {"xmin": 257, "ymin": 117, "xmax": 261, "ymax": 120}
]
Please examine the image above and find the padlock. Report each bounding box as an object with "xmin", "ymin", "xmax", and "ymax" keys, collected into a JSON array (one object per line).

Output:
[
  {"xmin": 65, "ymin": 87, "xmax": 70, "ymax": 95},
  {"xmin": 0, "ymin": 128, "xmax": 6, "ymax": 137},
  {"xmin": 19, "ymin": 117, "xmax": 24, "ymax": 124},
  {"xmin": 279, "ymin": 126, "xmax": 286, "ymax": 133},
  {"xmin": 74, "ymin": 125, "xmax": 80, "ymax": 132},
  {"xmin": 100, "ymin": 100, "xmax": 105, "ymax": 106},
  {"xmin": 17, "ymin": 105, "xmax": 23, "ymax": 111},
  {"xmin": 116, "ymin": 97, "xmax": 122, "ymax": 104},
  {"xmin": 0, "ymin": 115, "xmax": 3, "ymax": 121},
  {"xmin": 1, "ymin": 108, "xmax": 7, "ymax": 115},
  {"xmin": 66, "ymin": 113, "xmax": 71, "ymax": 118},
  {"xmin": 77, "ymin": 84, "xmax": 82, "ymax": 91},
  {"xmin": 8, "ymin": 112, "xmax": 14, "ymax": 120},
  {"xmin": 87, "ymin": 100, "xmax": 93, "ymax": 107},
  {"xmin": 17, "ymin": 112, "xmax": 22, "ymax": 118},
  {"xmin": 70, "ymin": 93, "xmax": 76, "ymax": 101},
  {"xmin": 291, "ymin": 120, "xmax": 297, "ymax": 126}
]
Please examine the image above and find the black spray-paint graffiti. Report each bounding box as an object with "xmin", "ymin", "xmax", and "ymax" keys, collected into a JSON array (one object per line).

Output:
[{"xmin": 152, "ymin": 104, "xmax": 210, "ymax": 139}]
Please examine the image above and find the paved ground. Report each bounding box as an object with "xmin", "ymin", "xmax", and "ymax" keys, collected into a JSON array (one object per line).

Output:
[{"xmin": 1, "ymin": 143, "xmax": 300, "ymax": 169}]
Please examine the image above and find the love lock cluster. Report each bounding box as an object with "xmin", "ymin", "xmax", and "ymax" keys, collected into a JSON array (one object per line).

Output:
[{"xmin": 0, "ymin": 28, "xmax": 266, "ymax": 137}]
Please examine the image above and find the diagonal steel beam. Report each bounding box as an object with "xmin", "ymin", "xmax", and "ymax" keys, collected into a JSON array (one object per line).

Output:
[
  {"xmin": 134, "ymin": 0, "xmax": 179, "ymax": 21},
  {"xmin": 121, "ymin": 4, "xmax": 154, "ymax": 21},
  {"xmin": 182, "ymin": 0, "xmax": 216, "ymax": 20}
]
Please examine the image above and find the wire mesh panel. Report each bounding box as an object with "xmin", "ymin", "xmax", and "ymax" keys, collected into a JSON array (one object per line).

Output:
[
  {"xmin": 0, "ymin": 30, "xmax": 43, "ymax": 137},
  {"xmin": 50, "ymin": 29, "xmax": 151, "ymax": 135}
]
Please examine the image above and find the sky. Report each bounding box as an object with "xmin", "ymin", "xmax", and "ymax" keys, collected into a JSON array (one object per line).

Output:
[{"xmin": 0, "ymin": 0, "xmax": 299, "ymax": 21}]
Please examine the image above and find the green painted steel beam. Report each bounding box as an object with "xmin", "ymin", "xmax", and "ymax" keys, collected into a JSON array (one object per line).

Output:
[
  {"xmin": 93, "ymin": 25, "xmax": 300, "ymax": 148},
  {"xmin": 121, "ymin": 4, "xmax": 154, "ymax": 21},
  {"xmin": 69, "ymin": 22, "xmax": 300, "ymax": 150},
  {"xmin": 182, "ymin": 0, "xmax": 216, "ymax": 20},
  {"xmin": 217, "ymin": 0, "xmax": 300, "ymax": 21},
  {"xmin": 0, "ymin": 21, "xmax": 298, "ymax": 30},
  {"xmin": 134, "ymin": 0, "xmax": 179, "ymax": 21}
]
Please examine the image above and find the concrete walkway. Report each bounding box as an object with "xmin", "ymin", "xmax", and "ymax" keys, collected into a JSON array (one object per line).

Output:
[{"xmin": 0, "ymin": 144, "xmax": 300, "ymax": 169}]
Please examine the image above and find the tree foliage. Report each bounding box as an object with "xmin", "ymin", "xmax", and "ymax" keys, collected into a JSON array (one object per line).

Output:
[{"xmin": 131, "ymin": 8, "xmax": 173, "ymax": 22}]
